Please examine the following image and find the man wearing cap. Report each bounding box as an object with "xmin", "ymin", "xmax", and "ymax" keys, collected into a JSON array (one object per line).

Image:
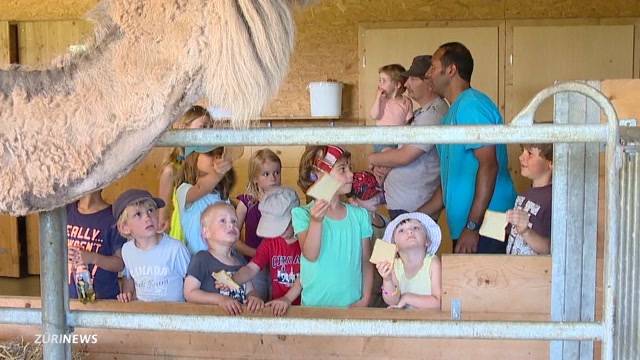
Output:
[
  {"xmin": 368, "ymin": 55, "xmax": 448, "ymax": 220},
  {"xmin": 423, "ymin": 42, "xmax": 516, "ymax": 254}
]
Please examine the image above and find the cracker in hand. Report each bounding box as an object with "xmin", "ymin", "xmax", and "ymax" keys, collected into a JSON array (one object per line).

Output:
[
  {"xmin": 479, "ymin": 210, "xmax": 508, "ymax": 241},
  {"xmin": 369, "ymin": 239, "xmax": 397, "ymax": 265},
  {"xmin": 306, "ymin": 174, "xmax": 342, "ymax": 202},
  {"xmin": 212, "ymin": 270, "xmax": 240, "ymax": 290}
]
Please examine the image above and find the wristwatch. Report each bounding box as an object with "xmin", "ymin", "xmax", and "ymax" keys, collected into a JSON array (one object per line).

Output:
[{"xmin": 465, "ymin": 219, "xmax": 481, "ymax": 232}]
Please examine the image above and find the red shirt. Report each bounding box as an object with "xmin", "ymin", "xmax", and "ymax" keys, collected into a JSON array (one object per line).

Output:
[{"xmin": 251, "ymin": 237, "xmax": 301, "ymax": 305}]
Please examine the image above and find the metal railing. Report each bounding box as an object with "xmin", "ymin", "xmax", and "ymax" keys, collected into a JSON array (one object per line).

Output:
[{"xmin": 0, "ymin": 82, "xmax": 628, "ymax": 359}]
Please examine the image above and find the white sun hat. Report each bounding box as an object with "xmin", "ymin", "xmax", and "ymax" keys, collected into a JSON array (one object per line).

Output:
[{"xmin": 382, "ymin": 212, "xmax": 441, "ymax": 256}]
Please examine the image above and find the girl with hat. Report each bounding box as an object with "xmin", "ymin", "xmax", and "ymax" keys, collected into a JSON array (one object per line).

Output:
[{"xmin": 377, "ymin": 212, "xmax": 442, "ymax": 309}]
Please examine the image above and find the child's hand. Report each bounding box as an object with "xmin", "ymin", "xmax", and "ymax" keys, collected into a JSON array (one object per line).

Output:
[
  {"xmin": 219, "ymin": 297, "xmax": 243, "ymax": 316},
  {"xmin": 376, "ymin": 87, "xmax": 384, "ymax": 98},
  {"xmin": 506, "ymin": 208, "xmax": 531, "ymax": 235},
  {"xmin": 310, "ymin": 199, "xmax": 329, "ymax": 222},
  {"xmin": 213, "ymin": 158, "xmax": 233, "ymax": 176},
  {"xmin": 376, "ymin": 261, "xmax": 393, "ymax": 281},
  {"xmin": 246, "ymin": 295, "xmax": 264, "ymax": 313},
  {"xmin": 266, "ymin": 298, "xmax": 291, "ymax": 316},
  {"xmin": 214, "ymin": 281, "xmax": 232, "ymax": 292},
  {"xmin": 68, "ymin": 247, "xmax": 94, "ymax": 265},
  {"xmin": 117, "ymin": 292, "xmax": 134, "ymax": 303},
  {"xmin": 388, "ymin": 295, "xmax": 408, "ymax": 309}
]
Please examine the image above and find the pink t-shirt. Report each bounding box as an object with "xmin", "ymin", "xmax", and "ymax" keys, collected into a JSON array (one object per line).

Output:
[
  {"xmin": 251, "ymin": 237, "xmax": 301, "ymax": 304},
  {"xmin": 371, "ymin": 96, "xmax": 413, "ymax": 126}
]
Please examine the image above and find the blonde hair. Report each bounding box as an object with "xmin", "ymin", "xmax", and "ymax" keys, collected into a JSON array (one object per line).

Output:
[
  {"xmin": 297, "ymin": 145, "xmax": 352, "ymax": 193},
  {"xmin": 175, "ymin": 146, "xmax": 235, "ymax": 200},
  {"xmin": 379, "ymin": 64, "xmax": 408, "ymax": 95},
  {"xmin": 116, "ymin": 198, "xmax": 158, "ymax": 239},
  {"xmin": 245, "ymin": 148, "xmax": 282, "ymax": 201},
  {"xmin": 200, "ymin": 201, "xmax": 237, "ymax": 229},
  {"xmin": 162, "ymin": 106, "xmax": 213, "ymax": 170}
]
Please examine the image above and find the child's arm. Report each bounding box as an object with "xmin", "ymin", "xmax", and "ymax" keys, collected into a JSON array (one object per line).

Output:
[
  {"xmin": 351, "ymin": 237, "xmax": 373, "ymax": 307},
  {"xmin": 296, "ymin": 200, "xmax": 329, "ymax": 262},
  {"xmin": 368, "ymin": 145, "xmax": 425, "ymax": 168},
  {"xmin": 158, "ymin": 164, "xmax": 175, "ymax": 231},
  {"xmin": 183, "ymin": 275, "xmax": 243, "ymax": 315},
  {"xmin": 417, "ymin": 185, "xmax": 444, "ymax": 220},
  {"xmin": 117, "ymin": 277, "xmax": 136, "ymax": 303},
  {"xmin": 70, "ymin": 247, "xmax": 124, "ymax": 273},
  {"xmin": 506, "ymin": 209, "xmax": 551, "ymax": 254},
  {"xmin": 185, "ymin": 158, "xmax": 232, "ymax": 204},
  {"xmin": 231, "ymin": 262, "xmax": 261, "ymax": 285},
  {"xmin": 377, "ymin": 261, "xmax": 401, "ymax": 306},
  {"xmin": 369, "ymin": 88, "xmax": 384, "ymax": 120},
  {"xmin": 266, "ymin": 278, "xmax": 302, "ymax": 316},
  {"xmin": 393, "ymin": 256, "xmax": 442, "ymax": 310},
  {"xmin": 234, "ymin": 200, "xmax": 257, "ymax": 257}
]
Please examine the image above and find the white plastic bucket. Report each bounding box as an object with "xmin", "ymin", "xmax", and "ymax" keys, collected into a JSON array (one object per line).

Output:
[{"xmin": 308, "ymin": 81, "xmax": 343, "ymax": 117}]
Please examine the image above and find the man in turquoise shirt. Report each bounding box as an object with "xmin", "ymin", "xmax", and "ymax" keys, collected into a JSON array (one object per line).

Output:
[{"xmin": 422, "ymin": 42, "xmax": 516, "ymax": 253}]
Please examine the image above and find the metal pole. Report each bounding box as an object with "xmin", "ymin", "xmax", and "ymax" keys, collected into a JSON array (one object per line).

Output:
[{"xmin": 39, "ymin": 208, "xmax": 72, "ymax": 359}]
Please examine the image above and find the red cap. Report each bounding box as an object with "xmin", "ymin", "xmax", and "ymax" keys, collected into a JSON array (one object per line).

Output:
[{"xmin": 314, "ymin": 145, "xmax": 345, "ymax": 173}]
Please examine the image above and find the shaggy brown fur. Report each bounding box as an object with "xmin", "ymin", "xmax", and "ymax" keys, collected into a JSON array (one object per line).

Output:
[{"xmin": 0, "ymin": 0, "xmax": 300, "ymax": 215}]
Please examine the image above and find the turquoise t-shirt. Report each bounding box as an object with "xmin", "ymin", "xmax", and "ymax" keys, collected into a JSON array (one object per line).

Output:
[
  {"xmin": 292, "ymin": 202, "xmax": 373, "ymax": 307},
  {"xmin": 176, "ymin": 183, "xmax": 225, "ymax": 255},
  {"xmin": 436, "ymin": 88, "xmax": 517, "ymax": 239}
]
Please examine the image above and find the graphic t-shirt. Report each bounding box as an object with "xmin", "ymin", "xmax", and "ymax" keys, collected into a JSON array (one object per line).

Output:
[
  {"xmin": 66, "ymin": 202, "xmax": 126, "ymax": 300},
  {"xmin": 121, "ymin": 234, "xmax": 191, "ymax": 302},
  {"xmin": 251, "ymin": 237, "xmax": 301, "ymax": 305},
  {"xmin": 187, "ymin": 250, "xmax": 249, "ymax": 303},
  {"xmin": 506, "ymin": 184, "xmax": 552, "ymax": 255}
]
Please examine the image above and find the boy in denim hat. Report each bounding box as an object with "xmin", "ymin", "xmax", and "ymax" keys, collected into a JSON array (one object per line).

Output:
[
  {"xmin": 114, "ymin": 189, "xmax": 191, "ymax": 302},
  {"xmin": 230, "ymin": 186, "xmax": 302, "ymax": 315}
]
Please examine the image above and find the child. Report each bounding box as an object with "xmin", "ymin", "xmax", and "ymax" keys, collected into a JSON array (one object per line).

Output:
[
  {"xmin": 234, "ymin": 149, "xmax": 283, "ymax": 299},
  {"xmin": 158, "ymin": 105, "xmax": 213, "ymax": 239},
  {"xmin": 66, "ymin": 190, "xmax": 125, "ymax": 300},
  {"xmin": 293, "ymin": 145, "xmax": 373, "ymax": 307},
  {"xmin": 175, "ymin": 145, "xmax": 235, "ymax": 255},
  {"xmin": 377, "ymin": 212, "xmax": 442, "ymax": 309},
  {"xmin": 183, "ymin": 202, "xmax": 264, "ymax": 315},
  {"xmin": 369, "ymin": 64, "xmax": 413, "ymax": 153},
  {"xmin": 231, "ymin": 186, "xmax": 302, "ymax": 316},
  {"xmin": 506, "ymin": 144, "xmax": 553, "ymax": 255},
  {"xmin": 114, "ymin": 189, "xmax": 191, "ymax": 303}
]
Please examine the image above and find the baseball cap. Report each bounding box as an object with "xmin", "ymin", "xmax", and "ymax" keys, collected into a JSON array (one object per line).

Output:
[
  {"xmin": 314, "ymin": 145, "xmax": 346, "ymax": 173},
  {"xmin": 383, "ymin": 212, "xmax": 441, "ymax": 255},
  {"xmin": 113, "ymin": 189, "xmax": 165, "ymax": 221},
  {"xmin": 352, "ymin": 171, "xmax": 381, "ymax": 201},
  {"xmin": 184, "ymin": 145, "xmax": 222, "ymax": 157},
  {"xmin": 256, "ymin": 187, "xmax": 300, "ymax": 238},
  {"xmin": 401, "ymin": 55, "xmax": 432, "ymax": 78}
]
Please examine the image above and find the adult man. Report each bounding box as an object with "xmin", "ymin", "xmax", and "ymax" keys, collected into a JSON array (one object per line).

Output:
[
  {"xmin": 368, "ymin": 55, "xmax": 448, "ymax": 220},
  {"xmin": 423, "ymin": 42, "xmax": 516, "ymax": 254}
]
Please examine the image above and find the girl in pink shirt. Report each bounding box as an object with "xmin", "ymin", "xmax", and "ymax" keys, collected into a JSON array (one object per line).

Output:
[{"xmin": 370, "ymin": 64, "xmax": 413, "ymax": 153}]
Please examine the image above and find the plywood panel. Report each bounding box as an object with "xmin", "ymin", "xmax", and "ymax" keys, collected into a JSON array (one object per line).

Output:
[
  {"xmin": 17, "ymin": 20, "xmax": 93, "ymax": 68},
  {"xmin": 442, "ymin": 255, "xmax": 552, "ymax": 314},
  {"xmin": 360, "ymin": 25, "xmax": 501, "ymax": 126},
  {"xmin": 506, "ymin": 24, "xmax": 635, "ymax": 194},
  {"xmin": 0, "ymin": 216, "xmax": 20, "ymax": 277},
  {"xmin": 0, "ymin": 21, "xmax": 9, "ymax": 65}
]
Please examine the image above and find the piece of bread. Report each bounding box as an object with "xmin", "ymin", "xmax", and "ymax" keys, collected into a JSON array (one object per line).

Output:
[
  {"xmin": 369, "ymin": 239, "xmax": 397, "ymax": 264},
  {"xmin": 212, "ymin": 270, "xmax": 241, "ymax": 290},
  {"xmin": 479, "ymin": 210, "xmax": 508, "ymax": 241},
  {"xmin": 306, "ymin": 174, "xmax": 342, "ymax": 202}
]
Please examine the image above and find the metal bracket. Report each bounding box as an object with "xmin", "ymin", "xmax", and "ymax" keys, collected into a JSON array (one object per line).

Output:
[{"xmin": 451, "ymin": 299, "xmax": 462, "ymax": 320}]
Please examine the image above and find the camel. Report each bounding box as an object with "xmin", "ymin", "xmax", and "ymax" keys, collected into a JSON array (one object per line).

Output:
[{"xmin": 0, "ymin": 0, "xmax": 302, "ymax": 216}]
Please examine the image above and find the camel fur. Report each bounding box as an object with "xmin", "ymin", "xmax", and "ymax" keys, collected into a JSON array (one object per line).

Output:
[{"xmin": 0, "ymin": 0, "xmax": 300, "ymax": 216}]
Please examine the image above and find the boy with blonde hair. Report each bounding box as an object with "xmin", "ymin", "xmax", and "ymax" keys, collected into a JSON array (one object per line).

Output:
[
  {"xmin": 114, "ymin": 189, "xmax": 191, "ymax": 302},
  {"xmin": 506, "ymin": 144, "xmax": 553, "ymax": 255}
]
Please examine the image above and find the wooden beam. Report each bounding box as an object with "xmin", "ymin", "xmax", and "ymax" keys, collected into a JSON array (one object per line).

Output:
[{"xmin": 0, "ymin": 1, "xmax": 98, "ymax": 21}]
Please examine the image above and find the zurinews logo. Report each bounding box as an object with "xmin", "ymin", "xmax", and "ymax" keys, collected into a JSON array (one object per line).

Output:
[{"xmin": 34, "ymin": 334, "xmax": 98, "ymax": 344}]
